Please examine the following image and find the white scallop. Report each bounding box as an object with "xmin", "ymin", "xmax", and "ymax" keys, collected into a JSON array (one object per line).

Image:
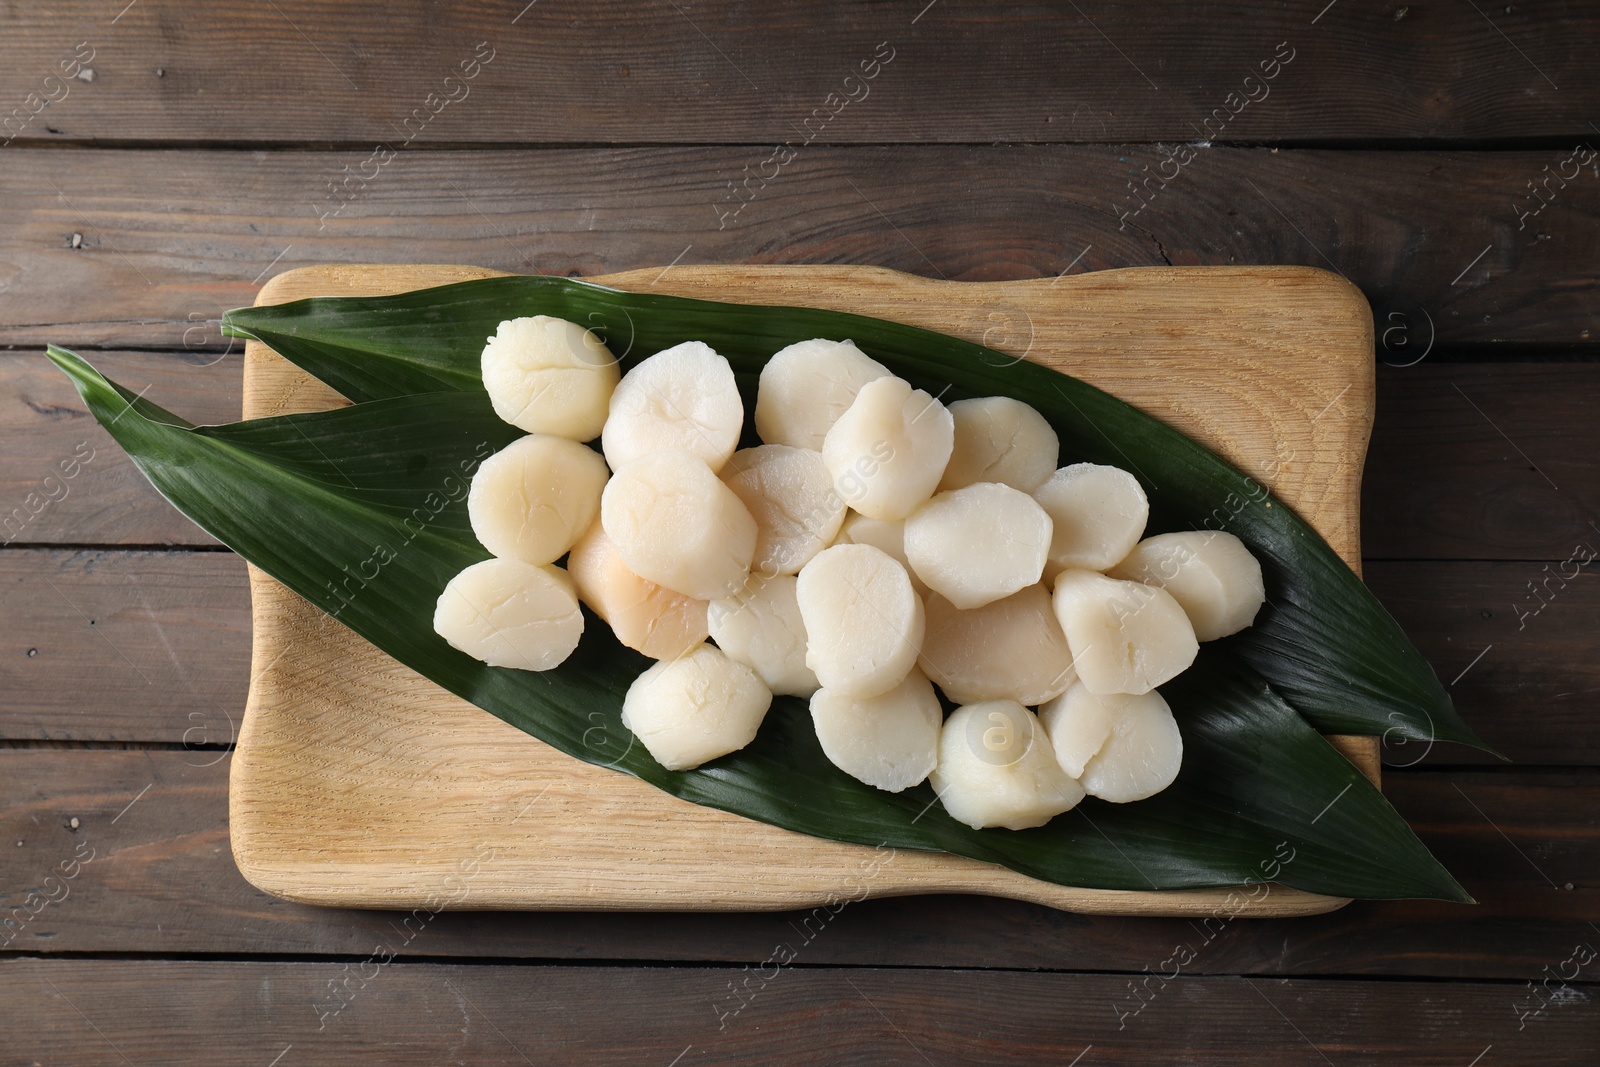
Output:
[
  {"xmin": 1034, "ymin": 463, "xmax": 1149, "ymax": 571},
  {"xmin": 1036, "ymin": 682, "xmax": 1116, "ymax": 779},
  {"xmin": 754, "ymin": 338, "xmax": 891, "ymax": 450},
  {"xmin": 600, "ymin": 450, "xmax": 756, "ymax": 600},
  {"xmin": 566, "ymin": 519, "xmax": 709, "ymax": 661},
  {"xmin": 467, "ymin": 434, "xmax": 610, "ymax": 565},
  {"xmin": 481, "ymin": 315, "xmax": 620, "ymax": 441},
  {"xmin": 940, "ymin": 396, "xmax": 1060, "ymax": 493},
  {"xmin": 1051, "ymin": 569, "xmax": 1198, "ymax": 696},
  {"xmin": 795, "ymin": 543, "xmax": 924, "ymax": 698},
  {"xmin": 928, "ymin": 701, "xmax": 1085, "ymax": 830},
  {"xmin": 601, "ymin": 341, "xmax": 743, "ymax": 472},
  {"xmin": 904, "ymin": 482, "xmax": 1052, "ymax": 609},
  {"xmin": 620, "ymin": 644, "xmax": 772, "ymax": 771},
  {"xmin": 919, "ymin": 584, "xmax": 1075, "ymax": 706},
  {"xmin": 1039, "ymin": 683, "xmax": 1184, "ymax": 803},
  {"xmin": 721, "ymin": 445, "xmax": 846, "ymax": 576},
  {"xmin": 810, "ymin": 669, "xmax": 943, "ymax": 793},
  {"xmin": 708, "ymin": 574, "xmax": 819, "ymax": 697},
  {"xmin": 833, "ymin": 512, "xmax": 928, "ymax": 595},
  {"xmin": 1108, "ymin": 531, "xmax": 1267, "ymax": 641},
  {"xmin": 433, "ymin": 558, "xmax": 583, "ymax": 671},
  {"xmin": 821, "ymin": 375, "xmax": 954, "ymax": 520}
]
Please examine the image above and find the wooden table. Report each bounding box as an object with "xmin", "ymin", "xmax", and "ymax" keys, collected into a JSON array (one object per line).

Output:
[{"xmin": 3, "ymin": 3, "xmax": 1596, "ymax": 1062}]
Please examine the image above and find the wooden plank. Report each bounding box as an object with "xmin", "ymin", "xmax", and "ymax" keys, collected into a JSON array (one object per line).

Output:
[
  {"xmin": 3, "ymin": 753, "xmax": 1594, "ymax": 981},
  {"xmin": 4, "ymin": 958, "xmax": 1596, "ymax": 1064},
  {"xmin": 1365, "ymin": 363, "xmax": 1600, "ymax": 563},
  {"xmin": 1, "ymin": 2, "xmax": 1594, "ymax": 145},
  {"xmin": 4, "ymin": 147, "xmax": 1596, "ymax": 349},
  {"xmin": 0, "ymin": 549, "xmax": 248, "ymax": 742},
  {"xmin": 12, "ymin": 354, "xmax": 1599, "ymax": 559},
  {"xmin": 1364, "ymin": 562, "xmax": 1600, "ymax": 767},
  {"xmin": 5, "ymin": 554, "xmax": 1586, "ymax": 766},
  {"xmin": 232, "ymin": 261, "xmax": 1376, "ymax": 919},
  {"xmin": 0, "ymin": 351, "xmax": 235, "ymax": 547}
]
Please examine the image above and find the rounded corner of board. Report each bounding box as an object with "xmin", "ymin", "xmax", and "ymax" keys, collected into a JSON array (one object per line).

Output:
[{"xmin": 254, "ymin": 265, "xmax": 334, "ymax": 307}]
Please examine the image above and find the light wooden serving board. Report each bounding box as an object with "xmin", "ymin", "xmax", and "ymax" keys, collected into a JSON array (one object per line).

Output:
[{"xmin": 231, "ymin": 263, "xmax": 1378, "ymax": 917}]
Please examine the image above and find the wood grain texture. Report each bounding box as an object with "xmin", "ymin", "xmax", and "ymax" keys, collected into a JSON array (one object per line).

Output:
[
  {"xmin": 1365, "ymin": 363, "xmax": 1600, "ymax": 562},
  {"xmin": 6, "ymin": 958, "xmax": 1597, "ymax": 1065},
  {"xmin": 231, "ymin": 262, "xmax": 1375, "ymax": 917},
  {"xmin": 0, "ymin": 549, "xmax": 247, "ymax": 742},
  {"xmin": 4, "ymin": 752, "xmax": 1594, "ymax": 980},
  {"xmin": 5, "ymin": 147, "xmax": 1596, "ymax": 349},
  {"xmin": 2, "ymin": 1, "xmax": 1594, "ymax": 145},
  {"xmin": 0, "ymin": 352, "xmax": 235, "ymax": 547},
  {"xmin": 1366, "ymin": 561, "xmax": 1600, "ymax": 767}
]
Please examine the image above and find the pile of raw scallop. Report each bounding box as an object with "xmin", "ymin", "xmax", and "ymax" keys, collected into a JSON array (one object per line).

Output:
[{"xmin": 432, "ymin": 316, "xmax": 1267, "ymax": 832}]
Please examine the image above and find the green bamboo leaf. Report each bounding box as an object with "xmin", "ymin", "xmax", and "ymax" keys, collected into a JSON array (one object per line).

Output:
[
  {"xmin": 224, "ymin": 277, "xmax": 1494, "ymax": 755},
  {"xmin": 49, "ymin": 344, "xmax": 1468, "ymax": 900}
]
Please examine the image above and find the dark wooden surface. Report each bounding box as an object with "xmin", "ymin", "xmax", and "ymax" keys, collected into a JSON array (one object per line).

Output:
[
  {"xmin": 2, "ymin": 147, "xmax": 1597, "ymax": 348},
  {"xmin": 3, "ymin": 2, "xmax": 1596, "ymax": 1063}
]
